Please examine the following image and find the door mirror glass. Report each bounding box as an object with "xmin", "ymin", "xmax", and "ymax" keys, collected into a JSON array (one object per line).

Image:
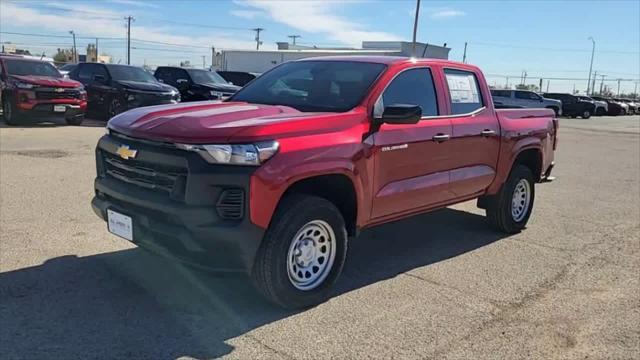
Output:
[{"xmin": 381, "ymin": 104, "xmax": 422, "ymax": 125}]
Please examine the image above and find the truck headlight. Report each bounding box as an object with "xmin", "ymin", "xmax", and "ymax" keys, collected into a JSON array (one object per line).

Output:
[
  {"xmin": 209, "ymin": 90, "xmax": 224, "ymax": 99},
  {"xmin": 15, "ymin": 82, "xmax": 36, "ymax": 89},
  {"xmin": 176, "ymin": 140, "xmax": 279, "ymax": 166}
]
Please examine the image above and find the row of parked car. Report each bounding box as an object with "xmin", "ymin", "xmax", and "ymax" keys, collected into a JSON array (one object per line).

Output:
[
  {"xmin": 491, "ymin": 89, "xmax": 639, "ymax": 119},
  {"xmin": 0, "ymin": 54, "xmax": 256, "ymax": 125}
]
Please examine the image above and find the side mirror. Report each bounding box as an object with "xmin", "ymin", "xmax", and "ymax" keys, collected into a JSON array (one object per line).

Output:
[
  {"xmin": 93, "ymin": 74, "xmax": 106, "ymax": 83},
  {"xmin": 176, "ymin": 78, "xmax": 189, "ymax": 91},
  {"xmin": 381, "ymin": 104, "xmax": 422, "ymax": 125}
]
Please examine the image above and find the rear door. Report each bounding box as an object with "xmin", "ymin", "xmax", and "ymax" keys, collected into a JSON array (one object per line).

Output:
[
  {"xmin": 445, "ymin": 68, "xmax": 501, "ymax": 198},
  {"xmin": 370, "ymin": 67, "xmax": 455, "ymax": 219}
]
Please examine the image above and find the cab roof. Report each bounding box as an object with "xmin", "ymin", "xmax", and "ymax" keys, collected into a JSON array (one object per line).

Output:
[{"xmin": 296, "ymin": 55, "xmax": 478, "ymax": 70}]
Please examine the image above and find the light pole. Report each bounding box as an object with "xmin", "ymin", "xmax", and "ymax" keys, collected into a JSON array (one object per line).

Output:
[
  {"xmin": 587, "ymin": 37, "xmax": 595, "ymax": 95},
  {"xmin": 69, "ymin": 30, "xmax": 77, "ymax": 63}
]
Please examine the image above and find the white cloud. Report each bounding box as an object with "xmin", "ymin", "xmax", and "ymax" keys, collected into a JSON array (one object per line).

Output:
[
  {"xmin": 429, "ymin": 8, "xmax": 466, "ymax": 19},
  {"xmin": 0, "ymin": 1, "xmax": 264, "ymax": 64},
  {"xmin": 108, "ymin": 0, "xmax": 159, "ymax": 8},
  {"xmin": 237, "ymin": 0, "xmax": 402, "ymax": 47},
  {"xmin": 230, "ymin": 9, "xmax": 263, "ymax": 19}
]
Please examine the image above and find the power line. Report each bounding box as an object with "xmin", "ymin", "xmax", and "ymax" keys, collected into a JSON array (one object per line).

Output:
[{"xmin": 470, "ymin": 41, "xmax": 640, "ymax": 55}]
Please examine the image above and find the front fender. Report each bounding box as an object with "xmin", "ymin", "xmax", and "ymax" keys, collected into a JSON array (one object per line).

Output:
[{"xmin": 249, "ymin": 157, "xmax": 367, "ymax": 229}]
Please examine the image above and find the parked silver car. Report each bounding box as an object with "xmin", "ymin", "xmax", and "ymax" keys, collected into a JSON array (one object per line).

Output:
[
  {"xmin": 577, "ymin": 96, "xmax": 608, "ymax": 116},
  {"xmin": 491, "ymin": 89, "xmax": 562, "ymax": 116}
]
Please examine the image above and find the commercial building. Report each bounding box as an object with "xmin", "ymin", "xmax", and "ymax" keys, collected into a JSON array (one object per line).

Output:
[{"xmin": 214, "ymin": 41, "xmax": 450, "ymax": 73}]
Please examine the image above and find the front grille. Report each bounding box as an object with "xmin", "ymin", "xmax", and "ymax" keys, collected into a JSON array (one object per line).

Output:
[
  {"xmin": 36, "ymin": 88, "xmax": 81, "ymax": 100},
  {"xmin": 216, "ymin": 189, "xmax": 244, "ymax": 220},
  {"xmin": 102, "ymin": 151, "xmax": 186, "ymax": 197}
]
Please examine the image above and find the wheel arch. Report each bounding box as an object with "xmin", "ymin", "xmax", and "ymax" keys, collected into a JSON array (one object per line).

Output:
[{"xmin": 279, "ymin": 173, "xmax": 359, "ymax": 237}]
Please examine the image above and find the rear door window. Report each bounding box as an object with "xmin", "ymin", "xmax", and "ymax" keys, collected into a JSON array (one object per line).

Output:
[
  {"xmin": 379, "ymin": 67, "xmax": 438, "ymax": 117},
  {"xmin": 444, "ymin": 69, "xmax": 484, "ymax": 115}
]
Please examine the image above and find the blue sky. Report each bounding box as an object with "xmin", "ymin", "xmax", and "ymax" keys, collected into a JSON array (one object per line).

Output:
[{"xmin": 1, "ymin": 0, "xmax": 639, "ymax": 93}]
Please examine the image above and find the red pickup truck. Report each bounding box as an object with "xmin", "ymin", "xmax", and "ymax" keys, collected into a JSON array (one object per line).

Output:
[
  {"xmin": 1, "ymin": 55, "xmax": 87, "ymax": 125},
  {"xmin": 92, "ymin": 56, "xmax": 557, "ymax": 308}
]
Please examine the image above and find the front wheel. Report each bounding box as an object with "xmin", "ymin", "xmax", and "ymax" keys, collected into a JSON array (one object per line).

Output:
[
  {"xmin": 486, "ymin": 165, "xmax": 535, "ymax": 234},
  {"xmin": 107, "ymin": 98, "xmax": 124, "ymax": 120},
  {"xmin": 2, "ymin": 97, "xmax": 19, "ymax": 125},
  {"xmin": 252, "ymin": 195, "xmax": 348, "ymax": 309},
  {"xmin": 581, "ymin": 109, "xmax": 592, "ymax": 119}
]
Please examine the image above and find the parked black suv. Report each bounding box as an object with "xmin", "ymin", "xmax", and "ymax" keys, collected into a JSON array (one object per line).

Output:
[
  {"xmin": 542, "ymin": 93, "xmax": 596, "ymax": 119},
  {"xmin": 69, "ymin": 63, "xmax": 180, "ymax": 119},
  {"xmin": 154, "ymin": 67, "xmax": 240, "ymax": 102},
  {"xmin": 217, "ymin": 71, "xmax": 259, "ymax": 87}
]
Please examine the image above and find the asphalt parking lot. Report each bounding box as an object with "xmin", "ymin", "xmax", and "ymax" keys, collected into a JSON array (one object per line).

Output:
[{"xmin": 1, "ymin": 115, "xmax": 639, "ymax": 359}]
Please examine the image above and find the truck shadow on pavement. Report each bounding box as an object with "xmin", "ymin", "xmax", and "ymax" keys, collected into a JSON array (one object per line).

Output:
[{"xmin": 0, "ymin": 208, "xmax": 508, "ymax": 359}]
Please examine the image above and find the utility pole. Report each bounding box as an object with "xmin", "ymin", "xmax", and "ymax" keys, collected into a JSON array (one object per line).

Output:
[
  {"xmin": 546, "ymin": 80, "xmax": 550, "ymax": 92},
  {"xmin": 634, "ymin": 82, "xmax": 638, "ymax": 97},
  {"xmin": 591, "ymin": 71, "xmax": 597, "ymax": 96},
  {"xmin": 521, "ymin": 70, "xmax": 527, "ymax": 86},
  {"xmin": 462, "ymin": 42, "xmax": 467, "ymax": 63},
  {"xmin": 599, "ymin": 74, "xmax": 606, "ymax": 95},
  {"xmin": 69, "ymin": 30, "xmax": 77, "ymax": 63},
  {"xmin": 125, "ymin": 16, "xmax": 135, "ymax": 65},
  {"xmin": 586, "ymin": 37, "xmax": 595, "ymax": 95},
  {"xmin": 617, "ymin": 79, "xmax": 621, "ymax": 95},
  {"xmin": 202, "ymin": 55, "xmax": 206, "ymax": 69},
  {"xmin": 411, "ymin": 0, "xmax": 421, "ymax": 57},
  {"xmin": 211, "ymin": 46, "xmax": 215, "ymax": 69},
  {"xmin": 505, "ymin": 76, "xmax": 509, "ymax": 88},
  {"xmin": 252, "ymin": 28, "xmax": 264, "ymax": 50},
  {"xmin": 287, "ymin": 35, "xmax": 301, "ymax": 45},
  {"xmin": 95, "ymin": 38, "xmax": 99, "ymax": 62},
  {"xmin": 539, "ymin": 78, "xmax": 543, "ymax": 92}
]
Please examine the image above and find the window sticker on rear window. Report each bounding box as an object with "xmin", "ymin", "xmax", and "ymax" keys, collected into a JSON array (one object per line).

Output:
[{"xmin": 446, "ymin": 73, "xmax": 480, "ymax": 103}]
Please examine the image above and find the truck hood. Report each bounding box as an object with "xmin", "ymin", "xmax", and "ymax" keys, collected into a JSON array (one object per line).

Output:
[
  {"xmin": 10, "ymin": 75, "xmax": 82, "ymax": 88},
  {"xmin": 117, "ymin": 80, "xmax": 176, "ymax": 93},
  {"xmin": 107, "ymin": 101, "xmax": 365, "ymax": 144}
]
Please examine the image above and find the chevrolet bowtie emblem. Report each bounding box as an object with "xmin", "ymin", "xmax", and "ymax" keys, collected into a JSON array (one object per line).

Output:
[{"xmin": 116, "ymin": 145, "xmax": 137, "ymax": 160}]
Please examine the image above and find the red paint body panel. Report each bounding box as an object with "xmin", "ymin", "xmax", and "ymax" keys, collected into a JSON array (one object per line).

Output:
[{"xmin": 105, "ymin": 57, "xmax": 557, "ymax": 231}]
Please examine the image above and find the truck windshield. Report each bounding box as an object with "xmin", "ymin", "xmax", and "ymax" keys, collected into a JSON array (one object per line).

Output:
[
  {"xmin": 230, "ymin": 61, "xmax": 386, "ymax": 112},
  {"xmin": 187, "ymin": 69, "xmax": 228, "ymax": 85},
  {"xmin": 5, "ymin": 59, "xmax": 61, "ymax": 78},
  {"xmin": 107, "ymin": 65, "xmax": 158, "ymax": 83}
]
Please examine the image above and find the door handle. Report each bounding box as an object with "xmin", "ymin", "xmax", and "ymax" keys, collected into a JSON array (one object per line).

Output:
[
  {"xmin": 432, "ymin": 134, "xmax": 450, "ymax": 142},
  {"xmin": 481, "ymin": 129, "xmax": 496, "ymax": 137}
]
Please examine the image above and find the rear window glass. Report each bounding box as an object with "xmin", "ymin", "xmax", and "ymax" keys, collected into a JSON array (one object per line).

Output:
[{"xmin": 445, "ymin": 69, "xmax": 484, "ymax": 115}]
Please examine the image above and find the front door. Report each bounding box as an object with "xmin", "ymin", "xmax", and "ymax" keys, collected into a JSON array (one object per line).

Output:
[
  {"xmin": 370, "ymin": 67, "xmax": 455, "ymax": 219},
  {"xmin": 444, "ymin": 68, "xmax": 500, "ymax": 198}
]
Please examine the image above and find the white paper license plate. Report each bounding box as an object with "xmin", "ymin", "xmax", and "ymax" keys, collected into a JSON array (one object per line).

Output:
[
  {"xmin": 107, "ymin": 209, "xmax": 133, "ymax": 241},
  {"xmin": 53, "ymin": 105, "xmax": 67, "ymax": 113}
]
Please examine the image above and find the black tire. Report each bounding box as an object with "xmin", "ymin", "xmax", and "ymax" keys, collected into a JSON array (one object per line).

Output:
[
  {"xmin": 570, "ymin": 114, "xmax": 578, "ymax": 119},
  {"xmin": 252, "ymin": 194, "xmax": 348, "ymax": 309},
  {"xmin": 2, "ymin": 97, "xmax": 19, "ymax": 125},
  {"xmin": 65, "ymin": 115, "xmax": 84, "ymax": 126},
  {"xmin": 107, "ymin": 97, "xmax": 124, "ymax": 120},
  {"xmin": 485, "ymin": 165, "xmax": 535, "ymax": 234},
  {"xmin": 581, "ymin": 109, "xmax": 592, "ymax": 119},
  {"xmin": 596, "ymin": 108, "xmax": 606, "ymax": 116}
]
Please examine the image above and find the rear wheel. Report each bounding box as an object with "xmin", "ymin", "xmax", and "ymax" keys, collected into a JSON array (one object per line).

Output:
[
  {"xmin": 486, "ymin": 165, "xmax": 535, "ymax": 234},
  {"xmin": 2, "ymin": 97, "xmax": 19, "ymax": 125},
  {"xmin": 252, "ymin": 194, "xmax": 348, "ymax": 309},
  {"xmin": 596, "ymin": 108, "xmax": 606, "ymax": 116},
  {"xmin": 65, "ymin": 115, "xmax": 84, "ymax": 126}
]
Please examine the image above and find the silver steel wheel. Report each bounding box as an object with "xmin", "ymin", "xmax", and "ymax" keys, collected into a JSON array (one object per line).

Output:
[
  {"xmin": 511, "ymin": 179, "xmax": 531, "ymax": 222},
  {"xmin": 287, "ymin": 220, "xmax": 337, "ymax": 291},
  {"xmin": 583, "ymin": 110, "xmax": 590, "ymax": 118}
]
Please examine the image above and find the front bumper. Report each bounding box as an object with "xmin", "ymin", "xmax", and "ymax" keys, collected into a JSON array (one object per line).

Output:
[
  {"xmin": 92, "ymin": 133, "xmax": 265, "ymax": 272},
  {"xmin": 125, "ymin": 92, "xmax": 179, "ymax": 109},
  {"xmin": 16, "ymin": 102, "xmax": 86, "ymax": 120}
]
